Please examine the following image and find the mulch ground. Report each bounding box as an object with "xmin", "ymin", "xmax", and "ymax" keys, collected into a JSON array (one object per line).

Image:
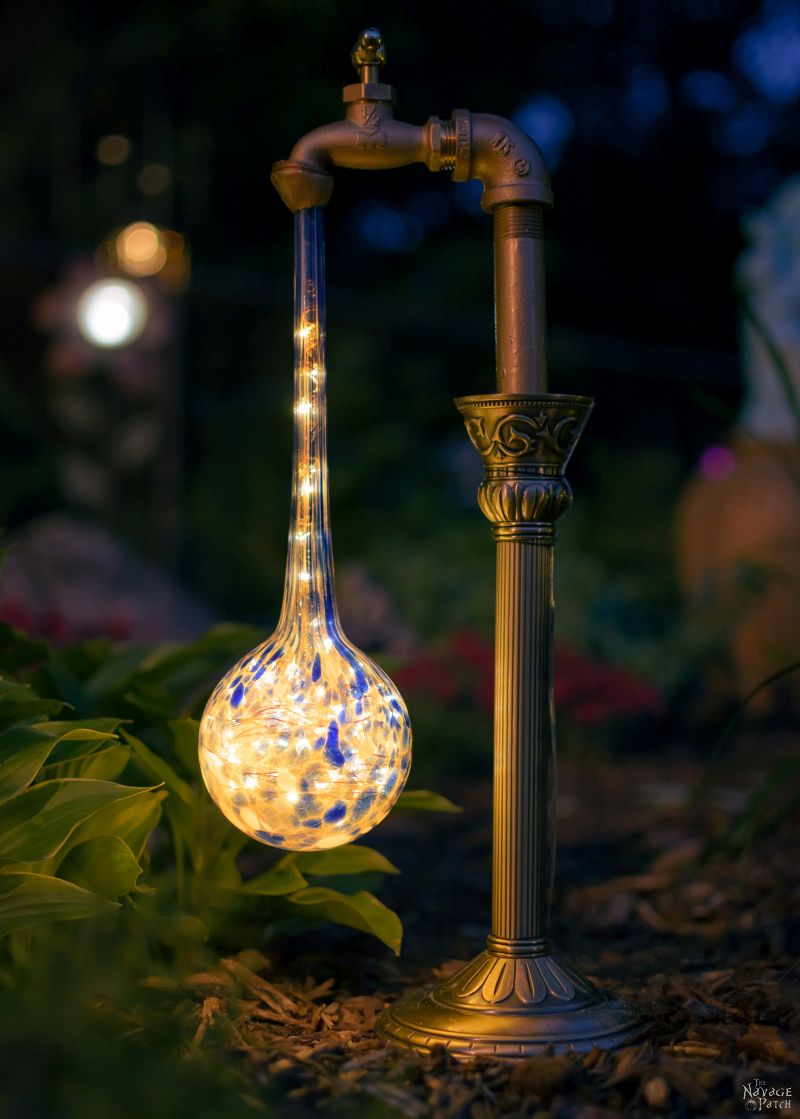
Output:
[{"xmin": 146, "ymin": 733, "xmax": 800, "ymax": 1118}]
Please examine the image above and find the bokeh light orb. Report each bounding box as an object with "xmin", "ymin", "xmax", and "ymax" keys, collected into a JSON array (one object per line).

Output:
[
  {"xmin": 116, "ymin": 221, "xmax": 167, "ymax": 277},
  {"xmin": 76, "ymin": 279, "xmax": 148, "ymax": 348}
]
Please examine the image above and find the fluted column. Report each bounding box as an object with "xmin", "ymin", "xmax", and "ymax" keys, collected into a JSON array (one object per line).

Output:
[
  {"xmin": 379, "ymin": 391, "xmax": 644, "ymax": 1056},
  {"xmin": 456, "ymin": 394, "xmax": 592, "ymax": 954},
  {"xmin": 491, "ymin": 533, "xmax": 553, "ymax": 945}
]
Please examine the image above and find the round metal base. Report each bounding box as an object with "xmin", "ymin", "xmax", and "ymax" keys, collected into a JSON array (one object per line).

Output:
[{"xmin": 378, "ymin": 949, "xmax": 646, "ymax": 1060}]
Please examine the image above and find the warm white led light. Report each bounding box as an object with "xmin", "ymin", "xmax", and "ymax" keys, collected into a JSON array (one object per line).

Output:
[{"xmin": 199, "ymin": 209, "xmax": 411, "ymax": 851}]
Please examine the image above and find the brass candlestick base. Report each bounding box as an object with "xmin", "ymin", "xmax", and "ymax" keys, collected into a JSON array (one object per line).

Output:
[
  {"xmin": 379, "ymin": 945, "xmax": 643, "ymax": 1059},
  {"xmin": 380, "ymin": 394, "xmax": 646, "ymax": 1059}
]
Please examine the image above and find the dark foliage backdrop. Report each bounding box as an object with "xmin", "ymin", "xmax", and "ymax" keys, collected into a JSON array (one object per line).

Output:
[{"xmin": 1, "ymin": 0, "xmax": 797, "ymax": 715}]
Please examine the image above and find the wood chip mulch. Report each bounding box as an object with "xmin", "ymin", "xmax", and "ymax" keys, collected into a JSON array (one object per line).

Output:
[{"xmin": 142, "ymin": 739, "xmax": 800, "ymax": 1118}]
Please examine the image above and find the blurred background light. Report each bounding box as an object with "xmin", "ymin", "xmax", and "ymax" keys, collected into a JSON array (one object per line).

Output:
[
  {"xmin": 137, "ymin": 162, "xmax": 172, "ymax": 196},
  {"xmin": 95, "ymin": 133, "xmax": 131, "ymax": 166},
  {"xmin": 513, "ymin": 93, "xmax": 575, "ymax": 170},
  {"xmin": 356, "ymin": 202, "xmax": 423, "ymax": 253},
  {"xmin": 620, "ymin": 66, "xmax": 671, "ymax": 130},
  {"xmin": 714, "ymin": 102, "xmax": 774, "ymax": 155},
  {"xmin": 76, "ymin": 279, "xmax": 148, "ymax": 348},
  {"xmin": 116, "ymin": 222, "xmax": 167, "ymax": 277},
  {"xmin": 698, "ymin": 444, "xmax": 737, "ymax": 480},
  {"xmin": 678, "ymin": 69, "xmax": 739, "ymax": 112},
  {"xmin": 733, "ymin": 0, "xmax": 800, "ymax": 104}
]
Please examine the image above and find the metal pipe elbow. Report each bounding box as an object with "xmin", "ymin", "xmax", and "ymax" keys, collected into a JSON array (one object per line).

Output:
[{"xmin": 454, "ymin": 112, "xmax": 553, "ymax": 212}]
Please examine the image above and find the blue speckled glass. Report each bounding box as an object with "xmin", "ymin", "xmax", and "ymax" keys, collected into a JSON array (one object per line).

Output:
[{"xmin": 199, "ymin": 207, "xmax": 412, "ymax": 850}]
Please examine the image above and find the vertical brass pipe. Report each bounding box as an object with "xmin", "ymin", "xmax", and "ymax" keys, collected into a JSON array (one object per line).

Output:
[{"xmin": 493, "ymin": 203, "xmax": 547, "ymax": 394}]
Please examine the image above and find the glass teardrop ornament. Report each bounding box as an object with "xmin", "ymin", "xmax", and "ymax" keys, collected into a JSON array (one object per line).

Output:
[{"xmin": 199, "ymin": 208, "xmax": 412, "ymax": 850}]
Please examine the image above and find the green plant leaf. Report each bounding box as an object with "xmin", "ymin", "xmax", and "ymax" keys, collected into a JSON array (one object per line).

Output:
[
  {"xmin": 0, "ymin": 622, "xmax": 50, "ymax": 673},
  {"xmin": 40, "ymin": 719, "xmax": 125, "ymax": 761},
  {"xmin": 394, "ymin": 789, "xmax": 462, "ymax": 813},
  {"xmin": 285, "ymin": 844, "xmax": 400, "ymax": 877},
  {"xmin": 284, "ymin": 886, "xmax": 403, "ymax": 955},
  {"xmin": 81, "ymin": 644, "xmax": 155, "ymax": 703},
  {"xmin": 67, "ymin": 788, "xmax": 165, "ymax": 861},
  {"xmin": 121, "ymin": 730, "xmax": 195, "ymax": 806},
  {"xmin": 240, "ymin": 861, "xmax": 308, "ymax": 895},
  {"xmin": 0, "ymin": 779, "xmax": 158, "ymax": 862},
  {"xmin": 0, "ymin": 723, "xmax": 121, "ymax": 803},
  {"xmin": 0, "ymin": 678, "xmax": 66, "ymax": 731},
  {"xmin": 169, "ymin": 718, "xmax": 200, "ymax": 776},
  {"xmin": 0, "ymin": 871, "xmax": 118, "ymax": 937},
  {"xmin": 58, "ymin": 835, "xmax": 144, "ymax": 898},
  {"xmin": 0, "ymin": 726, "xmax": 57, "ymax": 802},
  {"xmin": 133, "ymin": 906, "xmax": 209, "ymax": 946},
  {"xmin": 61, "ymin": 741, "xmax": 131, "ymax": 781}
]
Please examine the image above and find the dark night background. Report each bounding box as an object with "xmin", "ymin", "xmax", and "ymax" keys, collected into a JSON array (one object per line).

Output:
[
  {"xmin": 1, "ymin": 6, "xmax": 799, "ymax": 1116},
  {"xmin": 1, "ymin": 0, "xmax": 799, "ymax": 728}
]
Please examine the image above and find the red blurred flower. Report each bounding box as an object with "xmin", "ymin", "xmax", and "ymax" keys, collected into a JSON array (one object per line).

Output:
[{"xmin": 393, "ymin": 628, "xmax": 665, "ymax": 726}]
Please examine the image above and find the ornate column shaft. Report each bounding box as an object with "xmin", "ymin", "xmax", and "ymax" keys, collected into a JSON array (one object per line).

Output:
[
  {"xmin": 379, "ymin": 393, "xmax": 643, "ymax": 1057},
  {"xmin": 462, "ymin": 395, "xmax": 586, "ymax": 954}
]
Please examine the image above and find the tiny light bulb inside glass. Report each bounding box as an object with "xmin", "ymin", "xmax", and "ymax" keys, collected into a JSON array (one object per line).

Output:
[{"xmin": 199, "ymin": 208, "xmax": 411, "ymax": 850}]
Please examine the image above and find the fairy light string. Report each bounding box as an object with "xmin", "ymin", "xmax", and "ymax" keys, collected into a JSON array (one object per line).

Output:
[{"xmin": 199, "ymin": 208, "xmax": 412, "ymax": 851}]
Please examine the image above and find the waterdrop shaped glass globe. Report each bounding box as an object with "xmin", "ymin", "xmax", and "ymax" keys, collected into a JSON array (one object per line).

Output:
[
  {"xmin": 199, "ymin": 208, "xmax": 411, "ymax": 850},
  {"xmin": 199, "ymin": 630, "xmax": 411, "ymax": 850}
]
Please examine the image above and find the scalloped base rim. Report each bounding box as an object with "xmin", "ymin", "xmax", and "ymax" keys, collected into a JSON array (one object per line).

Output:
[{"xmin": 377, "ymin": 951, "xmax": 647, "ymax": 1060}]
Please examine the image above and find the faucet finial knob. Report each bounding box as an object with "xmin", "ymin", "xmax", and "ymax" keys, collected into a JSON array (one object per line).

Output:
[{"xmin": 351, "ymin": 28, "xmax": 386, "ymax": 81}]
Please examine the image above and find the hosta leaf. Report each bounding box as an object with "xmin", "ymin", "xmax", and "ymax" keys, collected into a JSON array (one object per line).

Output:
[
  {"xmin": 169, "ymin": 718, "xmax": 200, "ymax": 776},
  {"xmin": 240, "ymin": 861, "xmax": 308, "ymax": 896},
  {"xmin": 0, "ymin": 678, "xmax": 65, "ymax": 730},
  {"xmin": 0, "ymin": 622, "xmax": 50, "ymax": 672},
  {"xmin": 284, "ymin": 886, "xmax": 403, "ymax": 955},
  {"xmin": 395, "ymin": 789, "xmax": 462, "ymax": 813},
  {"xmin": 134, "ymin": 908, "xmax": 209, "ymax": 946},
  {"xmin": 58, "ymin": 836, "xmax": 144, "ymax": 899},
  {"xmin": 58, "ymin": 741, "xmax": 131, "ymax": 781},
  {"xmin": 68, "ymin": 788, "xmax": 165, "ymax": 860},
  {"xmin": 40, "ymin": 719, "xmax": 125, "ymax": 767},
  {"xmin": 0, "ymin": 723, "xmax": 121, "ymax": 802},
  {"xmin": 0, "ymin": 727, "xmax": 66, "ymax": 802},
  {"xmin": 284, "ymin": 844, "xmax": 400, "ymax": 877},
  {"xmin": 0, "ymin": 779, "xmax": 157, "ymax": 862},
  {"xmin": 122, "ymin": 730, "xmax": 195, "ymax": 806},
  {"xmin": 0, "ymin": 871, "xmax": 117, "ymax": 937},
  {"xmin": 81, "ymin": 644, "xmax": 154, "ymax": 703},
  {"xmin": 28, "ymin": 718, "xmax": 124, "ymax": 742},
  {"xmin": 204, "ymin": 846, "xmax": 244, "ymax": 890},
  {"xmin": 139, "ymin": 625, "xmax": 261, "ymax": 686}
]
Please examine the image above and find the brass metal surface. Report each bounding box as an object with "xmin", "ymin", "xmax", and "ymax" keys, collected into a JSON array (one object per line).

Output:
[
  {"xmin": 378, "ymin": 395, "xmax": 643, "ymax": 1057},
  {"xmin": 494, "ymin": 205, "xmax": 548, "ymax": 393},
  {"xmin": 270, "ymin": 30, "xmax": 551, "ymax": 214},
  {"xmin": 381, "ymin": 951, "xmax": 643, "ymax": 1059},
  {"xmin": 272, "ymin": 28, "xmax": 646, "ymax": 1059}
]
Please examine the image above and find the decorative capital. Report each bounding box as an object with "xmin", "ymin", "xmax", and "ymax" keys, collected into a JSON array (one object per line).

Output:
[
  {"xmin": 456, "ymin": 394, "xmax": 592, "ymax": 527},
  {"xmin": 456, "ymin": 394, "xmax": 593, "ymax": 471}
]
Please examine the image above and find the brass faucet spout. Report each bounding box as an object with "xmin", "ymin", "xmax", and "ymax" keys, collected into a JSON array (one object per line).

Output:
[{"xmin": 270, "ymin": 27, "xmax": 554, "ymax": 392}]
